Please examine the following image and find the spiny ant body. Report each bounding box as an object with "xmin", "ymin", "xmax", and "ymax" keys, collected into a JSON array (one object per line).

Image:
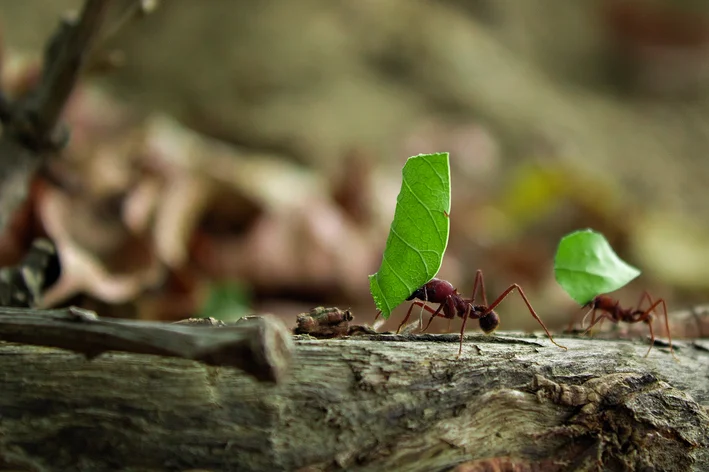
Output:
[
  {"xmin": 581, "ymin": 292, "xmax": 675, "ymax": 358},
  {"xmin": 395, "ymin": 270, "xmax": 567, "ymax": 356}
]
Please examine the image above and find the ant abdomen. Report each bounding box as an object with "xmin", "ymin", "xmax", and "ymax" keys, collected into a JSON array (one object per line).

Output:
[{"xmin": 478, "ymin": 310, "xmax": 499, "ymax": 334}]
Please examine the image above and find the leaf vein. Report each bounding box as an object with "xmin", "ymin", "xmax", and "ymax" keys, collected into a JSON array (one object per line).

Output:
[{"xmin": 401, "ymin": 178, "xmax": 445, "ymax": 248}]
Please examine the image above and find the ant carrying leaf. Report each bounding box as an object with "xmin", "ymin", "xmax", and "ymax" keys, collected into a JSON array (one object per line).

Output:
[
  {"xmin": 579, "ymin": 292, "xmax": 676, "ymax": 359},
  {"xmin": 381, "ymin": 270, "xmax": 567, "ymax": 357}
]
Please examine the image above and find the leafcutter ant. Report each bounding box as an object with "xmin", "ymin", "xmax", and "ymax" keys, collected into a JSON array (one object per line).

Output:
[
  {"xmin": 579, "ymin": 292, "xmax": 676, "ymax": 359},
  {"xmin": 390, "ymin": 270, "xmax": 567, "ymax": 356}
]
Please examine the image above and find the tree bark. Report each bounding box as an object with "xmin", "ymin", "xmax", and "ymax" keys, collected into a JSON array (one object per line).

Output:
[{"xmin": 0, "ymin": 331, "xmax": 707, "ymax": 472}]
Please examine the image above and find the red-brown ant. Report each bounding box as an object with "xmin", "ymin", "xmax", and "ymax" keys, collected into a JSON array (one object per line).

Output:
[
  {"xmin": 580, "ymin": 292, "xmax": 676, "ymax": 359},
  {"xmin": 390, "ymin": 270, "xmax": 567, "ymax": 356}
]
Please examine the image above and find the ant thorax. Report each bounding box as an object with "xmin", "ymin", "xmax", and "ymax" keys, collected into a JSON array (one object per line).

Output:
[{"xmin": 406, "ymin": 278, "xmax": 456, "ymax": 303}]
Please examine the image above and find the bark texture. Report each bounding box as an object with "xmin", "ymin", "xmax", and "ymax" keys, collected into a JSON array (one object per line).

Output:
[{"xmin": 0, "ymin": 332, "xmax": 707, "ymax": 472}]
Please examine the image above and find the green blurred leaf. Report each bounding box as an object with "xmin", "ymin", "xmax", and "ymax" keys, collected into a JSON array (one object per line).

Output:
[
  {"xmin": 554, "ymin": 229, "xmax": 641, "ymax": 304},
  {"xmin": 199, "ymin": 281, "xmax": 251, "ymax": 322},
  {"xmin": 369, "ymin": 152, "xmax": 451, "ymax": 318},
  {"xmin": 487, "ymin": 163, "xmax": 623, "ymax": 241},
  {"xmin": 496, "ymin": 165, "xmax": 566, "ymax": 228}
]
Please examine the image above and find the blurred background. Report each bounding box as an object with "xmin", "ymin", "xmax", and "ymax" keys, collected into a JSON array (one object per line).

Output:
[{"xmin": 1, "ymin": 0, "xmax": 708, "ymax": 338}]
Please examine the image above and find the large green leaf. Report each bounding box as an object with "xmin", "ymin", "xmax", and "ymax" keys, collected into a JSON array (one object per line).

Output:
[
  {"xmin": 554, "ymin": 229, "xmax": 641, "ymax": 304},
  {"xmin": 369, "ymin": 152, "xmax": 451, "ymax": 318}
]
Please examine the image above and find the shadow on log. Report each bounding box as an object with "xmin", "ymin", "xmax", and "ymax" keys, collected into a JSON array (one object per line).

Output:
[{"xmin": 0, "ymin": 330, "xmax": 708, "ymax": 471}]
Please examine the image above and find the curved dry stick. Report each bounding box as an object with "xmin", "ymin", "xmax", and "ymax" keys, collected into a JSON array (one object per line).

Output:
[{"xmin": 0, "ymin": 307, "xmax": 294, "ymax": 383}]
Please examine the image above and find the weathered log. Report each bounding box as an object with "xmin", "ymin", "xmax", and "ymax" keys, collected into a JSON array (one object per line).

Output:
[{"xmin": 0, "ymin": 331, "xmax": 707, "ymax": 472}]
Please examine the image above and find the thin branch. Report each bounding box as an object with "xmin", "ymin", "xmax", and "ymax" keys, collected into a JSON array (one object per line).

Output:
[
  {"xmin": 0, "ymin": 307, "xmax": 294, "ymax": 383},
  {"xmin": 0, "ymin": 0, "xmax": 113, "ymax": 234},
  {"xmin": 0, "ymin": 90, "xmax": 12, "ymax": 125},
  {"xmin": 31, "ymin": 0, "xmax": 112, "ymax": 141},
  {"xmin": 92, "ymin": 0, "xmax": 159, "ymax": 54}
]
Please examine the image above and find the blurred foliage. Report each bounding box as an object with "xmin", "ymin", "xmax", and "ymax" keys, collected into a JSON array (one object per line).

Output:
[
  {"xmin": 198, "ymin": 281, "xmax": 251, "ymax": 322},
  {"xmin": 483, "ymin": 163, "xmax": 623, "ymax": 242},
  {"xmin": 0, "ymin": 0, "xmax": 707, "ymax": 342}
]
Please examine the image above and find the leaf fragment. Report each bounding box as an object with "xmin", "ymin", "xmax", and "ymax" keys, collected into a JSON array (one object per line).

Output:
[
  {"xmin": 369, "ymin": 153, "xmax": 451, "ymax": 318},
  {"xmin": 554, "ymin": 229, "xmax": 640, "ymax": 304}
]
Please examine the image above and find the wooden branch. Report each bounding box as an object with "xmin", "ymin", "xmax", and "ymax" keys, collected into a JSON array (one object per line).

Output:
[
  {"xmin": 0, "ymin": 307, "xmax": 293, "ymax": 383},
  {"xmin": 31, "ymin": 0, "xmax": 111, "ymax": 140},
  {"xmin": 0, "ymin": 332, "xmax": 706, "ymax": 471},
  {"xmin": 0, "ymin": 0, "xmax": 111, "ymax": 234}
]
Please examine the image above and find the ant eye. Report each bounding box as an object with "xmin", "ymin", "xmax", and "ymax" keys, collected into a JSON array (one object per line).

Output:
[{"xmin": 479, "ymin": 311, "xmax": 500, "ymax": 334}]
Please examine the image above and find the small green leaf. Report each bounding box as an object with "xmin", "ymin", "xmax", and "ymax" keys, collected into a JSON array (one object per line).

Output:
[
  {"xmin": 554, "ymin": 229, "xmax": 641, "ymax": 304},
  {"xmin": 369, "ymin": 152, "xmax": 451, "ymax": 318},
  {"xmin": 199, "ymin": 281, "xmax": 251, "ymax": 322}
]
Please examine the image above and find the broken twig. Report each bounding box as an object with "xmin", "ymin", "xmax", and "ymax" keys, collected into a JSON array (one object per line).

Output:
[
  {"xmin": 0, "ymin": 307, "xmax": 294, "ymax": 383},
  {"xmin": 0, "ymin": 0, "xmax": 112, "ymax": 233}
]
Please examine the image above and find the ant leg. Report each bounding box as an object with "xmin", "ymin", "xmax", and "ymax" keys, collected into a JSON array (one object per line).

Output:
[
  {"xmin": 457, "ymin": 303, "xmax": 473, "ymax": 358},
  {"xmin": 398, "ymin": 301, "xmax": 436, "ymax": 334},
  {"xmin": 421, "ymin": 301, "xmax": 447, "ymax": 332},
  {"xmin": 455, "ymin": 270, "xmax": 486, "ymax": 356},
  {"xmin": 374, "ymin": 310, "xmax": 382, "ymax": 322},
  {"xmin": 637, "ymin": 291, "xmax": 665, "ymax": 335},
  {"xmin": 583, "ymin": 310, "xmax": 608, "ymax": 335},
  {"xmin": 643, "ymin": 317, "xmax": 656, "ymax": 358},
  {"xmin": 486, "ymin": 284, "xmax": 568, "ymax": 350},
  {"xmin": 397, "ymin": 302, "xmax": 422, "ymax": 333},
  {"xmin": 467, "ymin": 270, "xmax": 487, "ymax": 306},
  {"xmin": 639, "ymin": 297, "xmax": 677, "ymax": 360},
  {"xmin": 636, "ymin": 291, "xmax": 653, "ymax": 310},
  {"xmin": 586, "ymin": 308, "xmax": 609, "ymax": 336}
]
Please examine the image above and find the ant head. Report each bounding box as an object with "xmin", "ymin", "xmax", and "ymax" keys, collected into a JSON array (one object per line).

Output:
[
  {"xmin": 479, "ymin": 310, "xmax": 500, "ymax": 334},
  {"xmin": 406, "ymin": 287, "xmax": 426, "ymax": 301},
  {"xmin": 583, "ymin": 296, "xmax": 600, "ymax": 309}
]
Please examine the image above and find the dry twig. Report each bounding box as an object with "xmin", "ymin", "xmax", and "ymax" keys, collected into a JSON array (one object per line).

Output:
[
  {"xmin": 0, "ymin": 0, "xmax": 112, "ymax": 233},
  {"xmin": 0, "ymin": 307, "xmax": 294, "ymax": 383}
]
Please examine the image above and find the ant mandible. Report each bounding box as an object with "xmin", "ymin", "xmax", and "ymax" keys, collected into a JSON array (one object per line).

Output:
[
  {"xmin": 580, "ymin": 292, "xmax": 676, "ymax": 359},
  {"xmin": 395, "ymin": 270, "xmax": 568, "ymax": 356}
]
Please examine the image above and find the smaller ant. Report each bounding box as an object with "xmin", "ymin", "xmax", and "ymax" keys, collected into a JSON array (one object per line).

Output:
[
  {"xmin": 580, "ymin": 292, "xmax": 676, "ymax": 359},
  {"xmin": 391, "ymin": 270, "xmax": 567, "ymax": 356}
]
